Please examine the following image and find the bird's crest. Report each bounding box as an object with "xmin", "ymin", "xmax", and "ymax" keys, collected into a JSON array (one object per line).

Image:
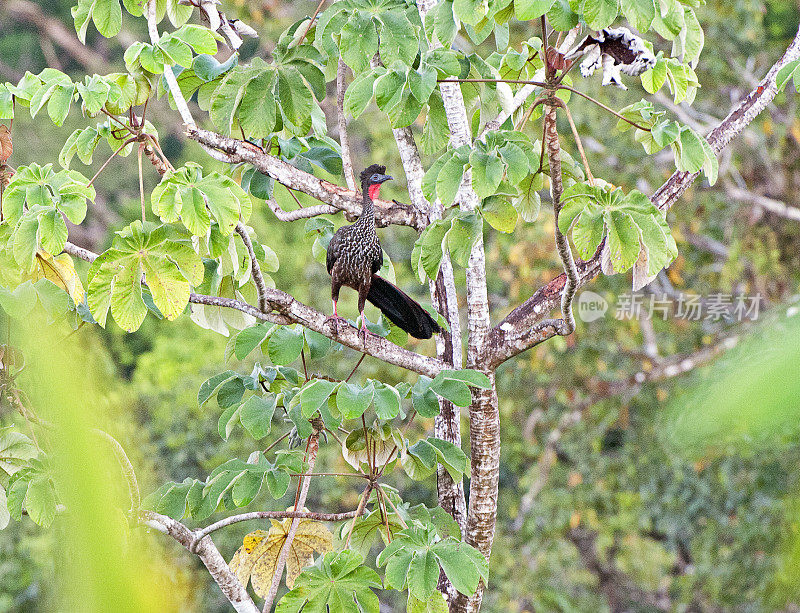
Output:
[{"xmin": 360, "ymin": 164, "xmax": 386, "ymax": 185}]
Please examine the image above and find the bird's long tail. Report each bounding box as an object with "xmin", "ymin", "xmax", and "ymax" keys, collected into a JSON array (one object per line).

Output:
[{"xmin": 366, "ymin": 276, "xmax": 441, "ymax": 339}]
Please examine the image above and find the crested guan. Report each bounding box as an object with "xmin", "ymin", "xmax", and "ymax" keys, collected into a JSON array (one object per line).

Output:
[{"xmin": 325, "ymin": 164, "xmax": 441, "ymax": 340}]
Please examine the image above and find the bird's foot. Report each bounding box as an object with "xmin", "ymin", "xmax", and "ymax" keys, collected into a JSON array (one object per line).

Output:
[
  {"xmin": 358, "ymin": 320, "xmax": 378, "ymax": 347},
  {"xmin": 325, "ymin": 315, "xmax": 347, "ymax": 335}
]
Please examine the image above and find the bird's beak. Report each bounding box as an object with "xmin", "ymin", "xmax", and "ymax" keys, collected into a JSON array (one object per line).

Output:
[{"xmin": 377, "ymin": 174, "xmax": 393, "ymax": 183}]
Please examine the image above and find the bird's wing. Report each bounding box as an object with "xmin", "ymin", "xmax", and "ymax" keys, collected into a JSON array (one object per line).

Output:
[
  {"xmin": 326, "ymin": 231, "xmax": 340, "ymax": 274},
  {"xmin": 371, "ymin": 246, "xmax": 384, "ymax": 275}
]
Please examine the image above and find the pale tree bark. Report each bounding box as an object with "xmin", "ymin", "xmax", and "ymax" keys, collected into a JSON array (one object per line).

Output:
[{"xmin": 414, "ymin": 1, "xmax": 507, "ymax": 610}]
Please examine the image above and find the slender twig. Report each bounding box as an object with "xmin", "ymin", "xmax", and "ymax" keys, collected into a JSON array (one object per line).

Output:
[
  {"xmin": 323, "ymin": 426, "xmax": 344, "ymax": 447},
  {"xmin": 262, "ymin": 430, "xmax": 291, "ymax": 455},
  {"xmin": 289, "ymin": 472, "xmax": 369, "ymax": 478},
  {"xmin": 91, "ymin": 429, "xmax": 140, "ymax": 512},
  {"xmin": 344, "ymin": 353, "xmax": 366, "ymax": 383},
  {"xmin": 541, "ymin": 16, "xmax": 552, "ymax": 80},
  {"xmin": 376, "ymin": 487, "xmax": 392, "ymax": 542},
  {"xmin": 294, "ymin": 0, "xmax": 326, "ymax": 48},
  {"xmin": 235, "ymin": 222, "xmax": 269, "ymax": 313},
  {"xmin": 193, "ymin": 509, "xmax": 359, "ymax": 543},
  {"xmin": 362, "ymin": 413, "xmax": 374, "ymax": 474},
  {"xmin": 300, "ymin": 347, "xmax": 308, "ymax": 381},
  {"xmin": 556, "ymin": 85, "xmax": 651, "ymax": 131},
  {"xmin": 376, "ymin": 484, "xmax": 408, "ymax": 529},
  {"xmin": 87, "ymin": 138, "xmax": 135, "ymax": 187},
  {"xmin": 376, "ymin": 409, "xmax": 417, "ymax": 479},
  {"xmin": 553, "ymin": 98, "xmax": 595, "ymax": 185},
  {"xmin": 344, "ymin": 482, "xmax": 373, "ymax": 550},
  {"xmin": 101, "ymin": 108, "xmax": 135, "ymax": 134},
  {"xmin": 517, "ymin": 96, "xmax": 545, "ymax": 130},
  {"xmin": 262, "ymin": 430, "xmax": 319, "ymax": 613},
  {"xmin": 137, "ymin": 145, "xmax": 146, "ymax": 222},
  {"xmin": 438, "ymin": 77, "xmax": 549, "ymax": 88}
]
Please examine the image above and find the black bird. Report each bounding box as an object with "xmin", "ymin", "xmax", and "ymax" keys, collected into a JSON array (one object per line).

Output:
[{"xmin": 326, "ymin": 164, "xmax": 441, "ymax": 340}]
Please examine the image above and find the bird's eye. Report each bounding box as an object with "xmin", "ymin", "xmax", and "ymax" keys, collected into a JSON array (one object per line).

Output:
[{"xmin": 371, "ymin": 174, "xmax": 380, "ymax": 182}]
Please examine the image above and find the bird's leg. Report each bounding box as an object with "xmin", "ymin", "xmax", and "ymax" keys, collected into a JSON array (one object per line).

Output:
[
  {"xmin": 359, "ymin": 311, "xmax": 371, "ymax": 346},
  {"xmin": 325, "ymin": 299, "xmax": 346, "ymax": 334}
]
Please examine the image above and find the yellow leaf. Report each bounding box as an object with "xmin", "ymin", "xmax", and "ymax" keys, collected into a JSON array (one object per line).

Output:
[
  {"xmin": 228, "ymin": 517, "xmax": 333, "ymax": 596},
  {"xmin": 30, "ymin": 250, "xmax": 85, "ymax": 304}
]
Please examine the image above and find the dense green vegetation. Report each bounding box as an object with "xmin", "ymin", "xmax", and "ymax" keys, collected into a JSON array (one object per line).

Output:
[{"xmin": 0, "ymin": 0, "xmax": 799, "ymax": 611}]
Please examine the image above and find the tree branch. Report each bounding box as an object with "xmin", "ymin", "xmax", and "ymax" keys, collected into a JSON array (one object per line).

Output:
[
  {"xmin": 142, "ymin": 511, "xmax": 259, "ymax": 613},
  {"xmin": 235, "ymin": 222, "xmax": 269, "ymax": 313},
  {"xmin": 488, "ymin": 24, "xmax": 800, "ymax": 368},
  {"xmin": 186, "ymin": 127, "xmax": 422, "ymax": 229},
  {"xmin": 543, "ymin": 101, "xmax": 579, "ymax": 335},
  {"xmin": 336, "ymin": 59, "xmax": 358, "ymax": 191},
  {"xmin": 147, "ymin": 0, "xmax": 194, "ymax": 127},
  {"xmin": 261, "ymin": 430, "xmax": 319, "ymax": 613},
  {"xmin": 193, "ymin": 510, "xmax": 359, "ymax": 543},
  {"xmin": 63, "ymin": 241, "xmax": 446, "ymax": 378}
]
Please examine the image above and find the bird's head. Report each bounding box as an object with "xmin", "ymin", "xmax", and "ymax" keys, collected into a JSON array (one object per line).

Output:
[{"xmin": 360, "ymin": 164, "xmax": 392, "ymax": 200}]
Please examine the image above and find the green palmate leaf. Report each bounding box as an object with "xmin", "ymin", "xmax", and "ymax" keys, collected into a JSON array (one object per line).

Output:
[
  {"xmin": 454, "ymin": 0, "xmax": 486, "ymax": 25},
  {"xmin": 340, "ymin": 11, "xmax": 379, "ymax": 74},
  {"xmin": 239, "ymin": 395, "xmax": 277, "ymax": 439},
  {"xmin": 0, "ymin": 429, "xmax": 37, "ymax": 483},
  {"xmin": 581, "ymin": 0, "xmax": 620, "ymax": 30},
  {"xmin": 447, "ymin": 213, "xmax": 482, "ymax": 268},
  {"xmin": 345, "ymin": 70, "xmax": 377, "ymax": 119},
  {"xmin": 267, "ymin": 325, "xmax": 304, "ymax": 365},
  {"xmin": 299, "ymin": 379, "xmax": 338, "ymax": 418},
  {"xmin": 776, "ymin": 59, "xmax": 800, "ymax": 92},
  {"xmin": 481, "ymin": 196, "xmax": 518, "ymax": 233},
  {"xmin": 427, "ymin": 437, "xmax": 469, "ymax": 481},
  {"xmin": 151, "ymin": 163, "xmax": 251, "ymax": 236},
  {"xmin": 1, "ymin": 164, "xmax": 94, "ymax": 270},
  {"xmin": 640, "ymin": 58, "xmax": 666, "ymax": 94},
  {"xmin": 336, "ymin": 382, "xmax": 374, "ymax": 420},
  {"xmin": 469, "ymin": 151, "xmax": 504, "ymax": 200},
  {"xmin": 372, "ymin": 381, "xmax": 402, "ymax": 420},
  {"xmin": 408, "ymin": 592, "xmax": 448, "ymax": 613},
  {"xmin": 413, "ymin": 217, "xmax": 450, "ymax": 282},
  {"xmin": 411, "ymin": 377, "xmax": 440, "ymax": 418},
  {"xmin": 436, "ymin": 154, "xmax": 466, "ymax": 205},
  {"xmin": 514, "ymin": 0, "xmax": 556, "ymax": 21},
  {"xmin": 378, "ymin": 525, "xmax": 488, "ymax": 601},
  {"xmin": 87, "ymin": 222, "xmax": 202, "ymax": 331},
  {"xmin": 234, "ymin": 323, "xmax": 273, "ymax": 360},
  {"xmin": 72, "ymin": 0, "xmax": 122, "ymax": 43},
  {"xmin": 275, "ymin": 550, "xmax": 382, "ymax": 613},
  {"xmin": 377, "ymin": 11, "xmax": 420, "ymax": 67},
  {"xmin": 559, "ymin": 184, "xmax": 677, "ymax": 275},
  {"xmin": 672, "ymin": 127, "xmax": 705, "ymax": 174},
  {"xmin": 620, "ymin": 0, "xmax": 655, "ymax": 32},
  {"xmin": 547, "ymin": 0, "xmax": 579, "ymax": 31}
]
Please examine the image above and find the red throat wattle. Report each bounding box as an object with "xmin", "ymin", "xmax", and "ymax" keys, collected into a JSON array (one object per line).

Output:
[{"xmin": 368, "ymin": 183, "xmax": 382, "ymax": 200}]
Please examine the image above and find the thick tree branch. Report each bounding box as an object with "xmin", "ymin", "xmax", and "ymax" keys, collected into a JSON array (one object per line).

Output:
[
  {"xmin": 142, "ymin": 511, "xmax": 259, "ymax": 613},
  {"xmin": 186, "ymin": 127, "xmax": 423, "ymax": 229},
  {"xmin": 488, "ymin": 25, "xmax": 800, "ymax": 368},
  {"xmin": 63, "ymin": 241, "xmax": 446, "ymax": 378}
]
